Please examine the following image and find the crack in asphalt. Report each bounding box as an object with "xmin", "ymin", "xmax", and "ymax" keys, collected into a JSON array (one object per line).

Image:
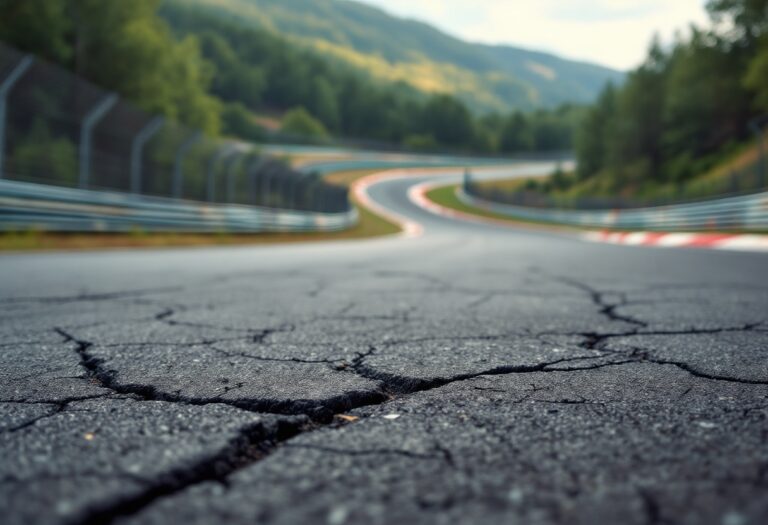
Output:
[
  {"xmin": 3, "ymin": 403, "xmax": 64, "ymax": 433},
  {"xmin": 209, "ymin": 345, "xmax": 345, "ymax": 366},
  {"xmin": 75, "ymin": 418, "xmax": 308, "ymax": 525},
  {"xmin": 154, "ymin": 307, "xmax": 297, "ymax": 345},
  {"xmin": 348, "ymin": 351, "xmax": 631, "ymax": 395},
  {"xmin": 639, "ymin": 489, "xmax": 671, "ymax": 525},
  {"xmin": 537, "ymin": 322, "xmax": 765, "ymax": 352},
  {"xmin": 0, "ymin": 286, "xmax": 184, "ymax": 305},
  {"xmin": 0, "ymin": 393, "xmax": 122, "ymax": 434},
  {"xmin": 618, "ymin": 346, "xmax": 768, "ymax": 386},
  {"xmin": 53, "ymin": 327, "xmax": 388, "ymax": 420},
  {"xmin": 36, "ymin": 327, "xmax": 638, "ymax": 524},
  {"xmin": 555, "ymin": 277, "xmax": 648, "ymax": 328},
  {"xmin": 11, "ymin": 275, "xmax": 762, "ymax": 524}
]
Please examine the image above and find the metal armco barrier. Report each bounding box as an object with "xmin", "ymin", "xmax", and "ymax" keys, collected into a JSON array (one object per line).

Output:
[
  {"xmin": 458, "ymin": 188, "xmax": 768, "ymax": 231},
  {"xmin": 0, "ymin": 179, "xmax": 357, "ymax": 233}
]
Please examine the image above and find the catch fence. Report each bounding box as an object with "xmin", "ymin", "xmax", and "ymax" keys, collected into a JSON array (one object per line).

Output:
[{"xmin": 0, "ymin": 43, "xmax": 353, "ymax": 232}]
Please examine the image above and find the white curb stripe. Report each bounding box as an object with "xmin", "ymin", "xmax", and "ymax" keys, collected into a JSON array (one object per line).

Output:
[{"xmin": 408, "ymin": 182, "xmax": 768, "ymax": 253}]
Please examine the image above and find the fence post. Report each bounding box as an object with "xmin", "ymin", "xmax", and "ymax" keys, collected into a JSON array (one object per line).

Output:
[
  {"xmin": 0, "ymin": 55, "xmax": 33, "ymax": 179},
  {"xmin": 294, "ymin": 174, "xmax": 307, "ymax": 211},
  {"xmin": 206, "ymin": 145, "xmax": 237, "ymax": 202},
  {"xmin": 79, "ymin": 93, "xmax": 118, "ymax": 189},
  {"xmin": 261, "ymin": 163, "xmax": 275, "ymax": 207},
  {"xmin": 282, "ymin": 170, "xmax": 294, "ymax": 209},
  {"xmin": 290, "ymin": 173, "xmax": 302, "ymax": 210},
  {"xmin": 247, "ymin": 156, "xmax": 266, "ymax": 205},
  {"xmin": 225, "ymin": 152, "xmax": 245, "ymax": 203},
  {"xmin": 315, "ymin": 185, "xmax": 327, "ymax": 213},
  {"xmin": 129, "ymin": 117, "xmax": 163, "ymax": 195},
  {"xmin": 303, "ymin": 173, "xmax": 321, "ymax": 212},
  {"xmin": 749, "ymin": 117, "xmax": 767, "ymax": 188},
  {"xmin": 172, "ymin": 131, "xmax": 202, "ymax": 199}
]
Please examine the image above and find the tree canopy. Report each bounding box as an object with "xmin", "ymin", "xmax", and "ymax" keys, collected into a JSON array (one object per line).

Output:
[
  {"xmin": 574, "ymin": 0, "xmax": 768, "ymax": 191},
  {"xmin": 0, "ymin": 0, "xmax": 582, "ymax": 154},
  {"xmin": 0, "ymin": 0, "xmax": 221, "ymax": 134}
]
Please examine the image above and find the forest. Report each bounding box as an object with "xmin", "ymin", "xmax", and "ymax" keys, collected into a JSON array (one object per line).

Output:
[
  {"xmin": 569, "ymin": 0, "xmax": 768, "ymax": 200},
  {"xmin": 3, "ymin": 0, "xmax": 762, "ymax": 202},
  {"xmin": 0, "ymin": 0, "xmax": 578, "ymax": 155}
]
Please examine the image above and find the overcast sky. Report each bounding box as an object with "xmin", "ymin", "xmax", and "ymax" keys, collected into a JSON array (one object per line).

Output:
[{"xmin": 354, "ymin": 0, "xmax": 710, "ymax": 70}]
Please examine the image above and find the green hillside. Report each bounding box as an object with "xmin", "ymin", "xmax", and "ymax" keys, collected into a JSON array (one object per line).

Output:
[
  {"xmin": 0, "ymin": 0, "xmax": 588, "ymax": 154},
  {"xmin": 175, "ymin": 0, "xmax": 623, "ymax": 112}
]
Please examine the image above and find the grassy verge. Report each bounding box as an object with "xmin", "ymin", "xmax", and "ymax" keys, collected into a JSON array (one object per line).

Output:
[
  {"xmin": 0, "ymin": 169, "xmax": 401, "ymax": 252},
  {"xmin": 425, "ymin": 184, "xmax": 585, "ymax": 232},
  {"xmin": 471, "ymin": 175, "xmax": 547, "ymax": 193}
]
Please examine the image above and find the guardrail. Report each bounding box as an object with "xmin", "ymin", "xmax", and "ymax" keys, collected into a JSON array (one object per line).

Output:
[
  {"xmin": 458, "ymin": 187, "xmax": 768, "ymax": 231},
  {"xmin": 0, "ymin": 179, "xmax": 357, "ymax": 233},
  {"xmin": 298, "ymin": 153, "xmax": 572, "ymax": 176}
]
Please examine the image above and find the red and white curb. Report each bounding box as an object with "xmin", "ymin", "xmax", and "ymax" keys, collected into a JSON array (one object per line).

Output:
[
  {"xmin": 352, "ymin": 170, "xmax": 424, "ymax": 239},
  {"xmin": 409, "ymin": 182, "xmax": 768, "ymax": 253},
  {"xmin": 408, "ymin": 181, "xmax": 520, "ymax": 226},
  {"xmin": 583, "ymin": 231, "xmax": 768, "ymax": 252}
]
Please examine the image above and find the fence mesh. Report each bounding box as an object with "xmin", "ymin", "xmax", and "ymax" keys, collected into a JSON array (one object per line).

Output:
[{"xmin": 0, "ymin": 42, "xmax": 350, "ymax": 214}]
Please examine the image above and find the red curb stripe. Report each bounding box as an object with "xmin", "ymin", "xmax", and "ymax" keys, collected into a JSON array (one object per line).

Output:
[
  {"xmin": 682, "ymin": 234, "xmax": 737, "ymax": 247},
  {"xmin": 409, "ymin": 184, "xmax": 768, "ymax": 253}
]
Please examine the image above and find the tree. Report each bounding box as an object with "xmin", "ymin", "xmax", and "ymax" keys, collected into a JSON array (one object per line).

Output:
[
  {"xmin": 662, "ymin": 30, "xmax": 750, "ymax": 181},
  {"xmin": 499, "ymin": 113, "xmax": 533, "ymax": 153},
  {"xmin": 0, "ymin": 0, "xmax": 71, "ymax": 63},
  {"xmin": 222, "ymin": 103, "xmax": 265, "ymax": 142},
  {"xmin": 575, "ymin": 84, "xmax": 616, "ymax": 180},
  {"xmin": 281, "ymin": 107, "xmax": 329, "ymax": 139},
  {"xmin": 571, "ymin": 4, "xmax": 765, "ymax": 196},
  {"xmin": 308, "ymin": 77, "xmax": 340, "ymax": 132},
  {"xmin": 159, "ymin": 1, "xmax": 578, "ymax": 152},
  {"xmin": 530, "ymin": 113, "xmax": 571, "ymax": 152},
  {"xmin": 199, "ymin": 32, "xmax": 265, "ymax": 110},
  {"xmin": 156, "ymin": 35, "xmax": 221, "ymax": 134},
  {"xmin": 745, "ymin": 39, "xmax": 768, "ymax": 110},
  {"xmin": 403, "ymin": 134, "xmax": 438, "ymax": 152},
  {"xmin": 0, "ymin": 0, "xmax": 221, "ymax": 134},
  {"xmin": 707, "ymin": 0, "xmax": 768, "ymax": 47},
  {"xmin": 420, "ymin": 95, "xmax": 475, "ymax": 148},
  {"xmin": 69, "ymin": 0, "xmax": 221, "ymax": 133}
]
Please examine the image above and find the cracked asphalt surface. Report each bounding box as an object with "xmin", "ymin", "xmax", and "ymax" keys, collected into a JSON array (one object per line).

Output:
[{"xmin": 1, "ymin": 166, "xmax": 767, "ymax": 525}]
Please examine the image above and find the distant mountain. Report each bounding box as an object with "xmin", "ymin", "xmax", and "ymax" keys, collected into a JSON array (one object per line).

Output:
[{"xmin": 177, "ymin": 0, "xmax": 623, "ymax": 113}]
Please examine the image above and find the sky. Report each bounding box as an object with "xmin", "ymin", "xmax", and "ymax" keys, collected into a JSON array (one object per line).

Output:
[{"xmin": 354, "ymin": 0, "xmax": 710, "ymax": 70}]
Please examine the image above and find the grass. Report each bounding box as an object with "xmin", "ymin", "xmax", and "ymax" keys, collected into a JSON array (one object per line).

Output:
[
  {"xmin": 0, "ymin": 169, "xmax": 401, "ymax": 252},
  {"xmin": 472, "ymin": 175, "xmax": 547, "ymax": 193},
  {"xmin": 425, "ymin": 184, "xmax": 583, "ymax": 231}
]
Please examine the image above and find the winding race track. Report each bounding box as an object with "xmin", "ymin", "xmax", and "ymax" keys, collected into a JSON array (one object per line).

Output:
[{"xmin": 2, "ymin": 161, "xmax": 767, "ymax": 525}]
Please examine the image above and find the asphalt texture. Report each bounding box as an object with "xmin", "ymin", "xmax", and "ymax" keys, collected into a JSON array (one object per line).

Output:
[{"xmin": 1, "ymin": 165, "xmax": 767, "ymax": 525}]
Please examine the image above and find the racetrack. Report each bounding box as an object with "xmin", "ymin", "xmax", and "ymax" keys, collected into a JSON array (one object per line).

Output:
[{"xmin": 2, "ymin": 160, "xmax": 767, "ymax": 525}]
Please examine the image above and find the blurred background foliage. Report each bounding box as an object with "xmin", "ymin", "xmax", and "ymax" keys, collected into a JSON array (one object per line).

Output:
[
  {"xmin": 0, "ymin": 0, "xmax": 579, "ymax": 155},
  {"xmin": 567, "ymin": 0, "xmax": 768, "ymax": 201},
  {"xmin": 0, "ymin": 0, "xmax": 766, "ymax": 204}
]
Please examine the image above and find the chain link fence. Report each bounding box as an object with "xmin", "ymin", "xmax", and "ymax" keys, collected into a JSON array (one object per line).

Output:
[{"xmin": 0, "ymin": 42, "xmax": 351, "ymax": 232}]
